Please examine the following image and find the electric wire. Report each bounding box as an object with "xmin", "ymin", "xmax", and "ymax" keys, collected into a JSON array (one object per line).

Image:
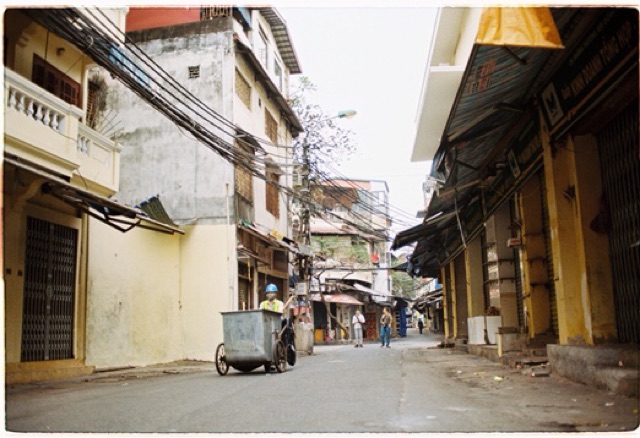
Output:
[
  {"xmin": 84, "ymin": 8, "xmax": 419, "ymax": 232},
  {"xmin": 27, "ymin": 8, "xmax": 393, "ymax": 241}
]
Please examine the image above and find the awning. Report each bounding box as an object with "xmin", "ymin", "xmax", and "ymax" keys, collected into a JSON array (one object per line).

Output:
[
  {"xmin": 43, "ymin": 182, "xmax": 184, "ymax": 235},
  {"xmin": 413, "ymin": 289, "xmax": 444, "ymax": 310},
  {"xmin": 412, "ymin": 9, "xmax": 585, "ymax": 272},
  {"xmin": 390, "ymin": 262, "xmax": 408, "ymax": 272},
  {"xmin": 352, "ymin": 283, "xmax": 388, "ymax": 297},
  {"xmin": 310, "ymin": 293, "xmax": 363, "ymax": 305},
  {"xmin": 137, "ymin": 195, "xmax": 179, "ymax": 228},
  {"xmin": 476, "ymin": 8, "xmax": 563, "ymax": 49},
  {"xmin": 7, "ymin": 156, "xmax": 183, "ymax": 235},
  {"xmin": 238, "ymin": 221, "xmax": 298, "ymax": 254},
  {"xmin": 391, "ymin": 211, "xmax": 456, "ymax": 250}
]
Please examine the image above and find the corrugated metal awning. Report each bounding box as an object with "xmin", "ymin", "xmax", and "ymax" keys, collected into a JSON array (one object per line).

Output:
[
  {"xmin": 7, "ymin": 155, "xmax": 184, "ymax": 235},
  {"xmin": 238, "ymin": 221, "xmax": 298, "ymax": 254},
  {"xmin": 410, "ymin": 8, "xmax": 588, "ymax": 273}
]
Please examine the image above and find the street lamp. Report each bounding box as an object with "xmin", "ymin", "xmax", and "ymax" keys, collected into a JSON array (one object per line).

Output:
[{"xmin": 336, "ymin": 109, "xmax": 357, "ymax": 119}]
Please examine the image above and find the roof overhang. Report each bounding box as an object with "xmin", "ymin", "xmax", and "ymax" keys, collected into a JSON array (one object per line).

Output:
[
  {"xmin": 237, "ymin": 221, "xmax": 298, "ymax": 254},
  {"xmin": 408, "ymin": 8, "xmax": 592, "ymax": 274},
  {"xmin": 6, "ymin": 155, "xmax": 184, "ymax": 235},
  {"xmin": 411, "ymin": 66, "xmax": 465, "ymax": 162},
  {"xmin": 411, "ymin": 8, "xmax": 482, "ymax": 163},
  {"xmin": 254, "ymin": 7, "xmax": 302, "ymax": 75},
  {"xmin": 391, "ymin": 211, "xmax": 456, "ymax": 251}
]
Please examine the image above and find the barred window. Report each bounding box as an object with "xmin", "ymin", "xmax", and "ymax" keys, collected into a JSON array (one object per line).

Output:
[
  {"xmin": 200, "ymin": 7, "xmax": 231, "ymax": 21},
  {"xmin": 188, "ymin": 65, "xmax": 200, "ymax": 79},
  {"xmin": 235, "ymin": 69, "xmax": 251, "ymax": 109}
]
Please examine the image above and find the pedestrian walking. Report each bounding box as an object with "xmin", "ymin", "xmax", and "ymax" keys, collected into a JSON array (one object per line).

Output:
[
  {"xmin": 352, "ymin": 310, "xmax": 366, "ymax": 347},
  {"xmin": 417, "ymin": 312, "xmax": 425, "ymax": 334},
  {"xmin": 380, "ymin": 307, "xmax": 392, "ymax": 348}
]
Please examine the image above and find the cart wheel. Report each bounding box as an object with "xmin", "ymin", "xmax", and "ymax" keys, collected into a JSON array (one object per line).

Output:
[
  {"xmin": 215, "ymin": 343, "xmax": 229, "ymax": 376},
  {"xmin": 274, "ymin": 340, "xmax": 287, "ymax": 373}
]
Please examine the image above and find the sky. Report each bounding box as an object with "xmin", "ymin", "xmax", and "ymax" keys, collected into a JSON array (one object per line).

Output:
[{"xmin": 278, "ymin": 5, "xmax": 438, "ymax": 233}]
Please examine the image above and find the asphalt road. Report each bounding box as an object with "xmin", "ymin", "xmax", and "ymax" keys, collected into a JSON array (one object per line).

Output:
[{"xmin": 5, "ymin": 329, "xmax": 639, "ymax": 434}]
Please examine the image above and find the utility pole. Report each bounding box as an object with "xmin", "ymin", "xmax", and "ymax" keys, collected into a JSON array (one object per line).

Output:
[
  {"xmin": 290, "ymin": 134, "xmax": 314, "ymax": 355},
  {"xmin": 292, "ymin": 110, "xmax": 356, "ymax": 353},
  {"xmin": 299, "ymin": 136, "xmax": 311, "ymax": 284}
]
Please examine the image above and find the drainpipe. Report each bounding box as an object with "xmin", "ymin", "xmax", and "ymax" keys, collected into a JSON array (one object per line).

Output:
[{"xmin": 225, "ymin": 183, "xmax": 234, "ymax": 310}]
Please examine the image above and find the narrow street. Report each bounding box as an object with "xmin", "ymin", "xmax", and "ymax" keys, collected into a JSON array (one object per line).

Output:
[{"xmin": 6, "ymin": 329, "xmax": 639, "ymax": 434}]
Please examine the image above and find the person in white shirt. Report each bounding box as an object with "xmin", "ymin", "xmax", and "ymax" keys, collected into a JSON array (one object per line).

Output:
[{"xmin": 352, "ymin": 310, "xmax": 366, "ymax": 348}]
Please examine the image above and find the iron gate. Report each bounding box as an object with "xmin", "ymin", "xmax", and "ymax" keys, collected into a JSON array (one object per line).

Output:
[
  {"xmin": 511, "ymin": 195, "xmax": 526, "ymax": 329},
  {"xmin": 541, "ymin": 174, "xmax": 559, "ymax": 335},
  {"xmin": 21, "ymin": 217, "xmax": 77, "ymax": 362},
  {"xmin": 598, "ymin": 102, "xmax": 640, "ymax": 344}
]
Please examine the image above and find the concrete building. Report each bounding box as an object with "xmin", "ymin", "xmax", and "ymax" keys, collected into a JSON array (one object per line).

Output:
[
  {"xmin": 3, "ymin": 8, "xmax": 185, "ymax": 383},
  {"xmin": 394, "ymin": 7, "xmax": 638, "ymax": 396},
  {"xmin": 4, "ymin": 6, "xmax": 303, "ymax": 382},
  {"xmin": 309, "ymin": 178, "xmax": 393, "ymax": 342},
  {"xmin": 98, "ymin": 7, "xmax": 302, "ymax": 366}
]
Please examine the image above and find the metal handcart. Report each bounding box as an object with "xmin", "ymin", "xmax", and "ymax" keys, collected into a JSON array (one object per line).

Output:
[{"xmin": 215, "ymin": 309, "xmax": 293, "ymax": 375}]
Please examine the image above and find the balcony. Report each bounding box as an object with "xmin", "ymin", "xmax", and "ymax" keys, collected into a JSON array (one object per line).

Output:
[{"xmin": 4, "ymin": 69, "xmax": 121, "ymax": 196}]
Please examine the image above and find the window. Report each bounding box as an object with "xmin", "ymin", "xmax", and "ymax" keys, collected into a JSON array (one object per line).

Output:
[
  {"xmin": 256, "ymin": 28, "xmax": 269, "ymax": 68},
  {"xmin": 266, "ymin": 167, "xmax": 280, "ymax": 218},
  {"xmin": 32, "ymin": 55, "xmax": 80, "ymax": 107},
  {"xmin": 265, "ymin": 109, "xmax": 278, "ymax": 143},
  {"xmin": 235, "ymin": 141, "xmax": 254, "ymax": 203},
  {"xmin": 200, "ymin": 6, "xmax": 231, "ymax": 21},
  {"xmin": 273, "ymin": 60, "xmax": 283, "ymax": 91},
  {"xmin": 235, "ymin": 69, "xmax": 251, "ymax": 109},
  {"xmin": 188, "ymin": 65, "xmax": 200, "ymax": 79},
  {"xmin": 86, "ymin": 76, "xmax": 107, "ymax": 130}
]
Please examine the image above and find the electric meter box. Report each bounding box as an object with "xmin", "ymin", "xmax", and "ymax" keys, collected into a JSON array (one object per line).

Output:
[{"xmin": 295, "ymin": 282, "xmax": 308, "ymax": 296}]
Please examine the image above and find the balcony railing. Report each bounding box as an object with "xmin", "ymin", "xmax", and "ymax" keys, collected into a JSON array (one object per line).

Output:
[{"xmin": 5, "ymin": 69, "xmax": 121, "ymax": 195}]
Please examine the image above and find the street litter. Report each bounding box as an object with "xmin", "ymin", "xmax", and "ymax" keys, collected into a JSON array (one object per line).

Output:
[
  {"xmin": 456, "ymin": 370, "xmax": 462, "ymax": 374},
  {"xmin": 529, "ymin": 365, "xmax": 550, "ymax": 377},
  {"xmin": 493, "ymin": 376, "xmax": 503, "ymax": 381},
  {"xmin": 605, "ymin": 402, "xmax": 614, "ymax": 407}
]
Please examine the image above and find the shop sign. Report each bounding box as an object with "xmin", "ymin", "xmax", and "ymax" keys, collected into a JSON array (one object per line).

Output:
[
  {"xmin": 540, "ymin": 10, "xmax": 638, "ymax": 136},
  {"xmin": 484, "ymin": 116, "xmax": 542, "ymax": 217}
]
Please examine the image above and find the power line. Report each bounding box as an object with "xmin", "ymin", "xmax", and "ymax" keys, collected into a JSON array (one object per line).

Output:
[{"xmin": 28, "ymin": 8, "xmax": 393, "ymax": 242}]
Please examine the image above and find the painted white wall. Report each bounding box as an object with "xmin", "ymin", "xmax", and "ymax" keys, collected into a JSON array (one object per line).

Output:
[
  {"xmin": 85, "ymin": 220, "xmax": 236, "ymax": 368},
  {"xmin": 178, "ymin": 224, "xmax": 236, "ymax": 359},
  {"xmin": 85, "ymin": 218, "xmax": 182, "ymax": 369},
  {"xmin": 411, "ymin": 7, "xmax": 482, "ymax": 163}
]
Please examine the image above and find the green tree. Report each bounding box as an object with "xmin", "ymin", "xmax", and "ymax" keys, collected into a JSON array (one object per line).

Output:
[
  {"xmin": 392, "ymin": 271, "xmax": 421, "ymax": 299},
  {"xmin": 290, "ymin": 77, "xmax": 356, "ymax": 179}
]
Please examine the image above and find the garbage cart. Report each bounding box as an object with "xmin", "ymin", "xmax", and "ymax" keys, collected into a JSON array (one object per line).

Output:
[{"xmin": 215, "ymin": 309, "xmax": 288, "ymax": 375}]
